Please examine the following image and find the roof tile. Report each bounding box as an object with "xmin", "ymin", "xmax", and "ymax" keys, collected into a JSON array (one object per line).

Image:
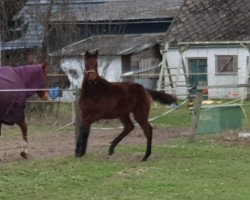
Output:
[{"xmin": 167, "ymin": 0, "xmax": 250, "ymax": 43}]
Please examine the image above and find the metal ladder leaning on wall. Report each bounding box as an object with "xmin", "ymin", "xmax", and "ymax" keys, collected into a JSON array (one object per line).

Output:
[{"xmin": 157, "ymin": 43, "xmax": 189, "ymax": 97}]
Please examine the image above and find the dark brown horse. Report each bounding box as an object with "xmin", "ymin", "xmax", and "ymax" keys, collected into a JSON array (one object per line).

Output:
[
  {"xmin": 75, "ymin": 51, "xmax": 177, "ymax": 161},
  {"xmin": 0, "ymin": 63, "xmax": 48, "ymax": 158}
]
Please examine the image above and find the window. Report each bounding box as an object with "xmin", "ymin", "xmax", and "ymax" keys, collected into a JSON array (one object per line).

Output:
[
  {"xmin": 188, "ymin": 58, "xmax": 207, "ymax": 88},
  {"xmin": 216, "ymin": 55, "xmax": 238, "ymax": 74}
]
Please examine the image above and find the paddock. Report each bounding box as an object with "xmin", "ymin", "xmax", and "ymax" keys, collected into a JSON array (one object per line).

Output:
[
  {"xmin": 1, "ymin": 101, "xmax": 250, "ymax": 199},
  {"xmin": 0, "ymin": 125, "xmax": 189, "ymax": 163},
  {"xmin": 0, "ymin": 100, "xmax": 249, "ymax": 163}
]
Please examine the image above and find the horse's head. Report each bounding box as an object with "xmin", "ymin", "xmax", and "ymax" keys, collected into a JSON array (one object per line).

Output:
[
  {"xmin": 84, "ymin": 50, "xmax": 99, "ymax": 81},
  {"xmin": 36, "ymin": 62, "xmax": 49, "ymax": 100}
]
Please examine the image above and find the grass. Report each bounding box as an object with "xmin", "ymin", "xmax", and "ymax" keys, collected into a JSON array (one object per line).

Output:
[
  {"xmin": 149, "ymin": 99, "xmax": 250, "ymax": 129},
  {"xmin": 23, "ymin": 99, "xmax": 250, "ymax": 130},
  {"xmin": 149, "ymin": 102, "xmax": 192, "ymax": 128},
  {"xmin": 0, "ymin": 139, "xmax": 250, "ymax": 200},
  {"xmin": 1, "ymin": 100, "xmax": 250, "ymax": 199}
]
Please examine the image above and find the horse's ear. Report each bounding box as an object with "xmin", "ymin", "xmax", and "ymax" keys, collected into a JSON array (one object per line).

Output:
[
  {"xmin": 85, "ymin": 51, "xmax": 90, "ymax": 58},
  {"xmin": 94, "ymin": 50, "xmax": 98, "ymax": 57},
  {"xmin": 42, "ymin": 62, "xmax": 48, "ymax": 70}
]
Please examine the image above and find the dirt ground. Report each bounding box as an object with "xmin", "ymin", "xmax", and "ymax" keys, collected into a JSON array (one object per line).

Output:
[{"xmin": 0, "ymin": 126, "xmax": 190, "ymax": 163}]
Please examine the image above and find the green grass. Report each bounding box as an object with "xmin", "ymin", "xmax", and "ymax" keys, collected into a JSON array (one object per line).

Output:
[
  {"xmin": 1, "ymin": 100, "xmax": 250, "ymax": 199},
  {"xmin": 149, "ymin": 100, "xmax": 250, "ymax": 129},
  {"xmin": 23, "ymin": 99, "xmax": 250, "ymax": 130},
  {"xmin": 1, "ymin": 139, "xmax": 250, "ymax": 200},
  {"xmin": 149, "ymin": 102, "xmax": 192, "ymax": 128}
]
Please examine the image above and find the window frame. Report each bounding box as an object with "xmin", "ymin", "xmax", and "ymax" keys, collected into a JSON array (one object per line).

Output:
[
  {"xmin": 187, "ymin": 57, "xmax": 208, "ymax": 87},
  {"xmin": 215, "ymin": 55, "xmax": 238, "ymax": 75}
]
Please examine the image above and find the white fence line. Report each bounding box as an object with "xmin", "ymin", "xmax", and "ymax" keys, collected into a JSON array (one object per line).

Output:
[{"xmin": 0, "ymin": 88, "xmax": 76, "ymax": 92}]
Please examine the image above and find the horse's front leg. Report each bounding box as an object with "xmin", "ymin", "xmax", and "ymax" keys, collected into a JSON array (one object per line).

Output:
[
  {"xmin": 75, "ymin": 122, "xmax": 91, "ymax": 158},
  {"xmin": 17, "ymin": 121, "xmax": 28, "ymax": 159}
]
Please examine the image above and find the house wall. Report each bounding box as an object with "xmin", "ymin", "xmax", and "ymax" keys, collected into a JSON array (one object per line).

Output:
[
  {"xmin": 130, "ymin": 45, "xmax": 161, "ymax": 71},
  {"xmin": 167, "ymin": 47, "xmax": 249, "ymax": 99},
  {"xmin": 127, "ymin": 46, "xmax": 161, "ymax": 89},
  {"xmin": 58, "ymin": 55, "xmax": 122, "ymax": 101},
  {"xmin": 98, "ymin": 56, "xmax": 122, "ymax": 82}
]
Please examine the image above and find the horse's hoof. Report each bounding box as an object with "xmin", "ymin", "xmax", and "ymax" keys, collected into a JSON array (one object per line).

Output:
[
  {"xmin": 75, "ymin": 152, "xmax": 82, "ymax": 158},
  {"xmin": 141, "ymin": 158, "xmax": 147, "ymax": 162},
  {"xmin": 75, "ymin": 148, "xmax": 86, "ymax": 158},
  {"xmin": 75, "ymin": 153, "xmax": 85, "ymax": 158},
  {"xmin": 20, "ymin": 151, "xmax": 28, "ymax": 159},
  {"xmin": 108, "ymin": 149, "xmax": 114, "ymax": 156},
  {"xmin": 141, "ymin": 155, "xmax": 150, "ymax": 162},
  {"xmin": 75, "ymin": 150, "xmax": 80, "ymax": 158}
]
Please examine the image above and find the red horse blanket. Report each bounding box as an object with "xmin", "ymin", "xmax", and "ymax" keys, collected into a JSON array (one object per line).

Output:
[{"xmin": 0, "ymin": 65, "xmax": 45, "ymax": 124}]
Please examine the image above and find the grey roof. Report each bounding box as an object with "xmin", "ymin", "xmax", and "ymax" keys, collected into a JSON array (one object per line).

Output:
[
  {"xmin": 166, "ymin": 0, "xmax": 250, "ymax": 44},
  {"xmin": 49, "ymin": 33, "xmax": 166, "ymax": 56},
  {"xmin": 1, "ymin": 23, "xmax": 44, "ymax": 51},
  {"xmin": 18, "ymin": 0, "xmax": 183, "ymax": 23},
  {"xmin": 49, "ymin": 0, "xmax": 183, "ymax": 22},
  {"xmin": 1, "ymin": 0, "xmax": 183, "ymax": 51}
]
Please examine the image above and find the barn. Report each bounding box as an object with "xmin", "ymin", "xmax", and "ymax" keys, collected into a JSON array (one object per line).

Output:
[{"xmin": 47, "ymin": 0, "xmax": 183, "ymax": 100}]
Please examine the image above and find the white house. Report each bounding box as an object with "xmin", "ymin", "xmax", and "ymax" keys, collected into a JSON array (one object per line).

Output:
[
  {"xmin": 166, "ymin": 44, "xmax": 250, "ymax": 99},
  {"xmin": 50, "ymin": 55, "xmax": 122, "ymax": 101},
  {"xmin": 162, "ymin": 0, "xmax": 250, "ymax": 99},
  {"xmin": 59, "ymin": 55, "xmax": 122, "ymax": 89}
]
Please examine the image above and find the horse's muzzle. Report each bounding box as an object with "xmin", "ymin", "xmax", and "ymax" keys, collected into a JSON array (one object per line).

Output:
[{"xmin": 41, "ymin": 91, "xmax": 49, "ymax": 101}]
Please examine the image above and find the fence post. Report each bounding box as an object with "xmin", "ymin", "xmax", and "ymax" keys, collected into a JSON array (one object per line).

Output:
[
  {"xmin": 189, "ymin": 81, "xmax": 205, "ymax": 142},
  {"xmin": 74, "ymin": 89, "xmax": 81, "ymax": 141}
]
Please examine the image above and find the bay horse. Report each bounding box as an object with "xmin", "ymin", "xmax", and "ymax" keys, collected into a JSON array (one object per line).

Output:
[
  {"xmin": 75, "ymin": 51, "xmax": 177, "ymax": 161},
  {"xmin": 0, "ymin": 63, "xmax": 48, "ymax": 158}
]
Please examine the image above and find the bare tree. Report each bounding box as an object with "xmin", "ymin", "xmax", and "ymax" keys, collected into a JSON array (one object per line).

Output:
[{"xmin": 0, "ymin": 0, "xmax": 27, "ymax": 41}]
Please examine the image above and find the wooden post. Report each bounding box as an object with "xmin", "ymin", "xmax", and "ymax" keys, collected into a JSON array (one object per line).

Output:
[
  {"xmin": 239, "ymin": 43, "xmax": 250, "ymax": 99},
  {"xmin": 189, "ymin": 81, "xmax": 205, "ymax": 142},
  {"xmin": 74, "ymin": 89, "xmax": 81, "ymax": 140}
]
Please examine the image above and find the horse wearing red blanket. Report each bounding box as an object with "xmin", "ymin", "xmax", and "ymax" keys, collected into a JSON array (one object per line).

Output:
[{"xmin": 0, "ymin": 63, "xmax": 48, "ymax": 158}]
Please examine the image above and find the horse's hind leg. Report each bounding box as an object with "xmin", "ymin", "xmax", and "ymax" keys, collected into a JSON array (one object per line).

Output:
[
  {"xmin": 17, "ymin": 121, "xmax": 28, "ymax": 159},
  {"xmin": 0, "ymin": 123, "xmax": 2, "ymax": 136},
  {"xmin": 75, "ymin": 123, "xmax": 91, "ymax": 158},
  {"xmin": 133, "ymin": 113, "xmax": 152, "ymax": 161},
  {"xmin": 109, "ymin": 115, "xmax": 134, "ymax": 156},
  {"xmin": 140, "ymin": 122, "xmax": 152, "ymax": 161},
  {"xmin": 138, "ymin": 121, "xmax": 152, "ymax": 161}
]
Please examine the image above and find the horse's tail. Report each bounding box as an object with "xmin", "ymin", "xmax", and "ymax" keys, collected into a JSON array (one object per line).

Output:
[{"xmin": 146, "ymin": 89, "xmax": 177, "ymax": 105}]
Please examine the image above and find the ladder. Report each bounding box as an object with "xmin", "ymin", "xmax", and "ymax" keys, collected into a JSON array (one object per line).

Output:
[
  {"xmin": 157, "ymin": 43, "xmax": 174, "ymax": 92},
  {"xmin": 157, "ymin": 43, "xmax": 189, "ymax": 97}
]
